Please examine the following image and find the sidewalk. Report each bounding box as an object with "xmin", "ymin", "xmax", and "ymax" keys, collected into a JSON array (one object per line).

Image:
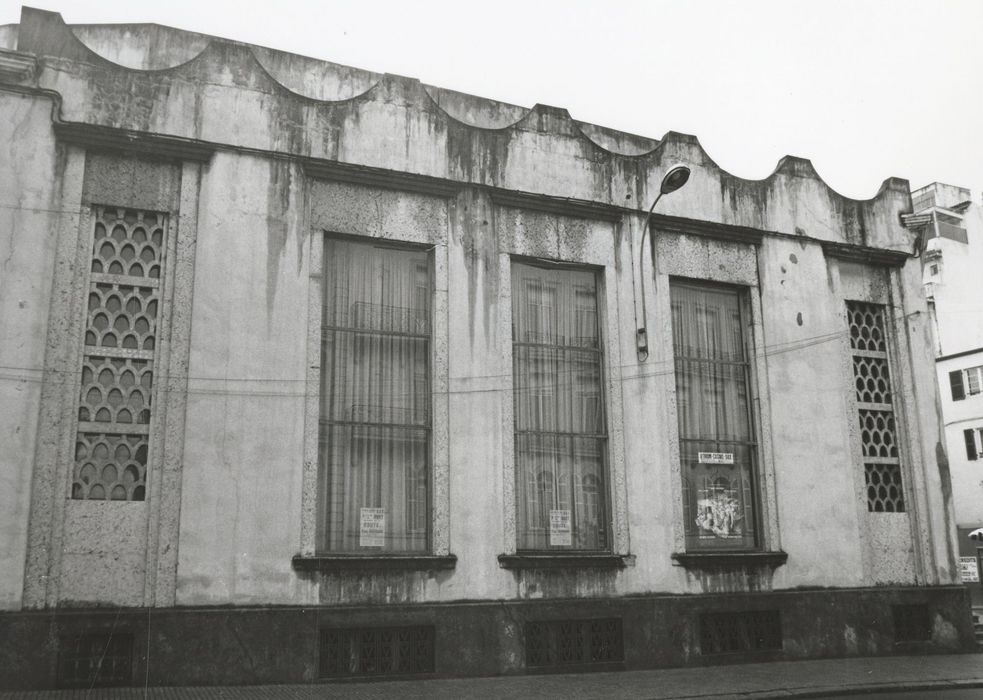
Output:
[{"xmin": 3, "ymin": 653, "xmax": 983, "ymax": 699}]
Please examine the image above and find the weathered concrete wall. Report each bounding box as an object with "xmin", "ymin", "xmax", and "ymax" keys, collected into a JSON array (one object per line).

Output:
[
  {"xmin": 756, "ymin": 239, "xmax": 866, "ymax": 588},
  {"xmin": 0, "ymin": 586, "xmax": 973, "ymax": 690},
  {"xmin": 14, "ymin": 8, "xmax": 915, "ymax": 252},
  {"xmin": 0, "ymin": 91, "xmax": 60, "ymax": 609},
  {"xmin": 177, "ymin": 155, "xmax": 310, "ymax": 606},
  {"xmin": 1, "ymin": 6, "xmax": 957, "ymax": 612},
  {"xmin": 0, "ymin": 23, "xmax": 16, "ymax": 49}
]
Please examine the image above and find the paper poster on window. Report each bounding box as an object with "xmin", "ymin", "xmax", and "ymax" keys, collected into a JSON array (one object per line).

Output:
[
  {"xmin": 359, "ymin": 507, "xmax": 386, "ymax": 547},
  {"xmin": 549, "ymin": 509, "xmax": 572, "ymax": 546},
  {"xmin": 695, "ymin": 477, "xmax": 744, "ymax": 538},
  {"xmin": 698, "ymin": 452, "xmax": 734, "ymax": 465},
  {"xmin": 959, "ymin": 556, "xmax": 980, "ymax": 583}
]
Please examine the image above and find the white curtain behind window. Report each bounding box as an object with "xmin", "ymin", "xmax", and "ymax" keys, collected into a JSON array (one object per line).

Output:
[
  {"xmin": 319, "ymin": 239, "xmax": 430, "ymax": 553},
  {"xmin": 512, "ymin": 263, "xmax": 608, "ymax": 551},
  {"xmin": 670, "ymin": 282, "xmax": 756, "ymax": 550}
]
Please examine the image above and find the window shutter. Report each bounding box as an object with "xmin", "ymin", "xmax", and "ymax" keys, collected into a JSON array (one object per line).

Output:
[
  {"xmin": 965, "ymin": 429, "xmax": 978, "ymax": 461},
  {"xmin": 950, "ymin": 370, "xmax": 965, "ymax": 401}
]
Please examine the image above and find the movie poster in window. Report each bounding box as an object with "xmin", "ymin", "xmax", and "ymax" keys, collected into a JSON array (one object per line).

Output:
[{"xmin": 694, "ymin": 475, "xmax": 744, "ymax": 539}]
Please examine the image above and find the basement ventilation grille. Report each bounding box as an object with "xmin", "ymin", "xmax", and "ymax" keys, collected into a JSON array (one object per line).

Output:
[
  {"xmin": 57, "ymin": 632, "xmax": 133, "ymax": 688},
  {"xmin": 525, "ymin": 618, "xmax": 624, "ymax": 668},
  {"xmin": 319, "ymin": 626, "xmax": 435, "ymax": 677},
  {"xmin": 893, "ymin": 604, "xmax": 931, "ymax": 642},
  {"xmin": 700, "ymin": 610, "xmax": 783, "ymax": 655}
]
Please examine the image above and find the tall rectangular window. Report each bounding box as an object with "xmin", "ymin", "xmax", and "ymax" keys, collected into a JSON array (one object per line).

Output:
[
  {"xmin": 319, "ymin": 239, "xmax": 431, "ymax": 553},
  {"xmin": 671, "ymin": 281, "xmax": 757, "ymax": 550},
  {"xmin": 512, "ymin": 263, "xmax": 608, "ymax": 551},
  {"xmin": 846, "ymin": 301, "xmax": 905, "ymax": 513}
]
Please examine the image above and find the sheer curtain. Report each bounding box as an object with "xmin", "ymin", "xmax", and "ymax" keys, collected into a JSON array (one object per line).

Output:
[
  {"xmin": 670, "ymin": 282, "xmax": 756, "ymax": 550},
  {"xmin": 512, "ymin": 263, "xmax": 608, "ymax": 551},
  {"xmin": 319, "ymin": 239, "xmax": 430, "ymax": 553}
]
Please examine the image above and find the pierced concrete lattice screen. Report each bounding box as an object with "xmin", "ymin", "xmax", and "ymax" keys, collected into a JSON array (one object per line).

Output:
[
  {"xmin": 72, "ymin": 207, "xmax": 167, "ymax": 501},
  {"xmin": 847, "ymin": 301, "xmax": 904, "ymax": 513}
]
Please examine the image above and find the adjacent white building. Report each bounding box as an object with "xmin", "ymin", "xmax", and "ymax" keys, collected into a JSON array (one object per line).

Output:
[{"xmin": 916, "ymin": 182, "xmax": 983, "ymax": 608}]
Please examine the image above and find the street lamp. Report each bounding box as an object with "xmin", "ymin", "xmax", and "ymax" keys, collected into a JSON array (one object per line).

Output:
[{"xmin": 636, "ymin": 163, "xmax": 691, "ymax": 362}]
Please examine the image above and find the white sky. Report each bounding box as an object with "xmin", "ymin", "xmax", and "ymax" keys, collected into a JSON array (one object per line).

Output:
[{"xmin": 3, "ymin": 0, "xmax": 981, "ymax": 201}]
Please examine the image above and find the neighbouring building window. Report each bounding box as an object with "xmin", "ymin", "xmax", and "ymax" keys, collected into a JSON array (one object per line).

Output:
[
  {"xmin": 847, "ymin": 301, "xmax": 905, "ymax": 512},
  {"xmin": 512, "ymin": 263, "xmax": 609, "ymax": 551},
  {"xmin": 72, "ymin": 207, "xmax": 166, "ymax": 501},
  {"xmin": 670, "ymin": 281, "xmax": 758, "ymax": 550},
  {"xmin": 965, "ymin": 428, "xmax": 983, "ymax": 461},
  {"xmin": 318, "ymin": 239, "xmax": 431, "ymax": 553},
  {"xmin": 950, "ymin": 365, "xmax": 983, "ymax": 401}
]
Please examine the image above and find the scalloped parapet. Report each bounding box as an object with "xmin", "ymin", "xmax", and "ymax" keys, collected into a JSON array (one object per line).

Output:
[
  {"xmin": 71, "ymin": 23, "xmax": 211, "ymax": 70},
  {"xmin": 13, "ymin": 6, "xmax": 914, "ymax": 253}
]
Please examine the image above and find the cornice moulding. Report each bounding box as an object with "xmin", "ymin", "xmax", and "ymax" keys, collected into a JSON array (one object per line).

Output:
[
  {"xmin": 0, "ymin": 49, "xmax": 37, "ymax": 84},
  {"xmin": 302, "ymin": 159, "xmax": 461, "ymax": 198},
  {"xmin": 821, "ymin": 241, "xmax": 910, "ymax": 267},
  {"xmin": 53, "ymin": 122, "xmax": 215, "ymax": 162}
]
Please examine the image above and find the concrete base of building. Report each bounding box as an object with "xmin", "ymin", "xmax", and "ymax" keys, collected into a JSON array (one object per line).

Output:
[{"xmin": 0, "ymin": 585, "xmax": 974, "ymax": 691}]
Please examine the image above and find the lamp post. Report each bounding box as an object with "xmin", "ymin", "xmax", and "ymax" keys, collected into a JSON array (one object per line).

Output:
[{"xmin": 636, "ymin": 163, "xmax": 691, "ymax": 362}]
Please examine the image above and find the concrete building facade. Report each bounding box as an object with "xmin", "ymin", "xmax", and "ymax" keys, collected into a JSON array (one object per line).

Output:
[
  {"xmin": 913, "ymin": 182, "xmax": 983, "ymax": 608},
  {"xmin": 0, "ymin": 7, "xmax": 973, "ymax": 690}
]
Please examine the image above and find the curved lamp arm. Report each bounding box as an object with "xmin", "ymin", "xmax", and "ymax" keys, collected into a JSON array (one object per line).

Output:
[{"xmin": 636, "ymin": 164, "xmax": 690, "ymax": 362}]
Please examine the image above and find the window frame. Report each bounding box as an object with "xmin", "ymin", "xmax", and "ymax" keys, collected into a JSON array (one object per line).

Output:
[
  {"xmin": 509, "ymin": 258, "xmax": 613, "ymax": 553},
  {"xmin": 966, "ymin": 366, "xmax": 983, "ymax": 397},
  {"xmin": 965, "ymin": 427, "xmax": 983, "ymax": 461},
  {"xmin": 668, "ymin": 277, "xmax": 763, "ymax": 552},
  {"xmin": 300, "ymin": 227, "xmax": 452, "ymax": 562},
  {"xmin": 317, "ymin": 236, "xmax": 435, "ymax": 555},
  {"xmin": 496, "ymin": 232, "xmax": 631, "ymax": 564}
]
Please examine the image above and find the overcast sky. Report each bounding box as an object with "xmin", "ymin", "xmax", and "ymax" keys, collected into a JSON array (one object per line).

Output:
[{"xmin": 2, "ymin": 0, "xmax": 981, "ymax": 201}]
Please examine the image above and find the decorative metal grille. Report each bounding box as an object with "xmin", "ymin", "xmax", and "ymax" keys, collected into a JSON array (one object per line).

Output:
[
  {"xmin": 846, "ymin": 301, "xmax": 904, "ymax": 513},
  {"xmin": 72, "ymin": 207, "xmax": 167, "ymax": 501},
  {"xmin": 319, "ymin": 626, "xmax": 435, "ymax": 677},
  {"xmin": 893, "ymin": 604, "xmax": 931, "ymax": 642},
  {"xmin": 57, "ymin": 632, "xmax": 133, "ymax": 688},
  {"xmin": 864, "ymin": 462, "xmax": 905, "ymax": 513},
  {"xmin": 525, "ymin": 618, "xmax": 623, "ymax": 667},
  {"xmin": 699, "ymin": 610, "xmax": 782, "ymax": 655}
]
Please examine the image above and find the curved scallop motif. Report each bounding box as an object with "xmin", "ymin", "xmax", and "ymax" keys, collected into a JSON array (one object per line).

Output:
[
  {"xmin": 91, "ymin": 208, "xmax": 164, "ymax": 279},
  {"xmin": 251, "ymin": 46, "xmax": 381, "ymax": 102},
  {"xmin": 423, "ymin": 85, "xmax": 530, "ymax": 131},
  {"xmin": 574, "ymin": 121, "xmax": 660, "ymax": 157},
  {"xmin": 77, "ymin": 356, "xmax": 153, "ymax": 425},
  {"xmin": 23, "ymin": 8, "xmax": 909, "ymax": 206},
  {"xmin": 72, "ymin": 432, "xmax": 147, "ymax": 501},
  {"xmin": 71, "ymin": 24, "xmax": 211, "ymax": 70},
  {"xmin": 85, "ymin": 284, "xmax": 157, "ymax": 351}
]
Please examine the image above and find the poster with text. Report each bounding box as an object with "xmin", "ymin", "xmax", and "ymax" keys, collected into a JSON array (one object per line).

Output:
[
  {"xmin": 960, "ymin": 556, "xmax": 980, "ymax": 583},
  {"xmin": 549, "ymin": 509, "xmax": 572, "ymax": 546},
  {"xmin": 359, "ymin": 507, "xmax": 386, "ymax": 547}
]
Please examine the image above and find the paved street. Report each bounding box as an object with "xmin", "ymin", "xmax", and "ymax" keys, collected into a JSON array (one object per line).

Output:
[{"xmin": 3, "ymin": 653, "xmax": 983, "ymax": 699}]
